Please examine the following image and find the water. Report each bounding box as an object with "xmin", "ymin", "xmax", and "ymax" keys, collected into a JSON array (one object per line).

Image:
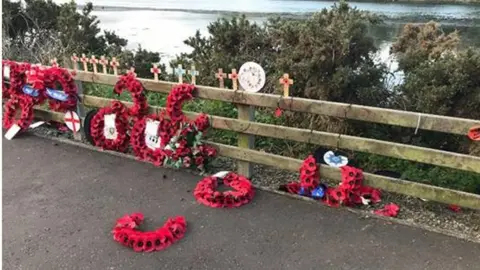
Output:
[{"xmin": 53, "ymin": 0, "xmax": 480, "ymax": 70}]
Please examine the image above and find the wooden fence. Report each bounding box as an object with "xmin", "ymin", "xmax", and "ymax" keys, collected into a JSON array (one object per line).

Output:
[{"xmin": 27, "ymin": 69, "xmax": 480, "ymax": 210}]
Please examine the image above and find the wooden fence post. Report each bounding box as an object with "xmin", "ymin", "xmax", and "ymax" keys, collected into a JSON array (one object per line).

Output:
[
  {"xmin": 68, "ymin": 54, "xmax": 86, "ymax": 141},
  {"xmin": 237, "ymin": 99, "xmax": 255, "ymax": 178}
]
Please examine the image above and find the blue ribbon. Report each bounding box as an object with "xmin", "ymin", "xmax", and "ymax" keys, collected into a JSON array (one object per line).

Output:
[
  {"xmin": 311, "ymin": 185, "xmax": 326, "ymax": 199},
  {"xmin": 22, "ymin": 85, "xmax": 40, "ymax": 97},
  {"xmin": 46, "ymin": 88, "xmax": 69, "ymax": 101}
]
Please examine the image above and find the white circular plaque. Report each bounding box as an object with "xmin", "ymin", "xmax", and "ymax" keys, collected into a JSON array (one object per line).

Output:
[{"xmin": 238, "ymin": 62, "xmax": 266, "ymax": 93}]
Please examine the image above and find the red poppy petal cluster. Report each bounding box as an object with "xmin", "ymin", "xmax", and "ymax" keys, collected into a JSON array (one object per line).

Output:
[
  {"xmin": 467, "ymin": 126, "xmax": 480, "ymax": 141},
  {"xmin": 90, "ymin": 101, "xmax": 130, "ymax": 152},
  {"xmin": 373, "ymin": 203, "xmax": 400, "ymax": 217},
  {"xmin": 113, "ymin": 73, "xmax": 148, "ymax": 119},
  {"xmin": 166, "ymin": 84, "xmax": 196, "ymax": 123},
  {"xmin": 2, "ymin": 95, "xmax": 35, "ymax": 130},
  {"xmin": 194, "ymin": 172, "xmax": 255, "ymax": 208},
  {"xmin": 112, "ymin": 212, "xmax": 187, "ymax": 252},
  {"xmin": 282, "ymin": 155, "xmax": 319, "ymax": 196},
  {"xmin": 43, "ymin": 66, "xmax": 78, "ymax": 112}
]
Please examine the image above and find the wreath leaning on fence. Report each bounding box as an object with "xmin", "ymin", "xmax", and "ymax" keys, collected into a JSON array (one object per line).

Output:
[
  {"xmin": 112, "ymin": 212, "xmax": 187, "ymax": 252},
  {"xmin": 2, "ymin": 94, "xmax": 35, "ymax": 130},
  {"xmin": 193, "ymin": 172, "xmax": 255, "ymax": 208},
  {"xmin": 89, "ymin": 74, "xmax": 148, "ymax": 152},
  {"xmin": 130, "ymin": 83, "xmax": 217, "ymax": 170},
  {"xmin": 43, "ymin": 66, "xmax": 78, "ymax": 112}
]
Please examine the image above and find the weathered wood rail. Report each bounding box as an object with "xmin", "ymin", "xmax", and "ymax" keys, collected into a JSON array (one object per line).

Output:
[{"xmin": 30, "ymin": 70, "xmax": 480, "ymax": 209}]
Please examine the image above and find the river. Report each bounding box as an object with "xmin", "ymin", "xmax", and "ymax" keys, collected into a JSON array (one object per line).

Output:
[{"xmin": 53, "ymin": 0, "xmax": 480, "ymax": 71}]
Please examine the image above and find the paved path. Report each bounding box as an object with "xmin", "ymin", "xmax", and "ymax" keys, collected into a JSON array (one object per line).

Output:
[{"xmin": 3, "ymin": 135, "xmax": 480, "ymax": 270}]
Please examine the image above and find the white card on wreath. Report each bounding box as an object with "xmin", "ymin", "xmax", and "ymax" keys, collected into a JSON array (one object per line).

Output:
[
  {"xmin": 4, "ymin": 124, "xmax": 21, "ymax": 140},
  {"xmin": 103, "ymin": 114, "xmax": 118, "ymax": 140},
  {"xmin": 145, "ymin": 119, "xmax": 161, "ymax": 150},
  {"xmin": 3, "ymin": 65, "xmax": 10, "ymax": 80},
  {"xmin": 213, "ymin": 171, "xmax": 230, "ymax": 179}
]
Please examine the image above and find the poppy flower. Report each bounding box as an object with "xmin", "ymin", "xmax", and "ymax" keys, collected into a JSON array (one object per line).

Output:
[
  {"xmin": 448, "ymin": 204, "xmax": 461, "ymax": 212},
  {"xmin": 374, "ymin": 203, "xmax": 400, "ymax": 217},
  {"xmin": 468, "ymin": 126, "xmax": 480, "ymax": 141},
  {"xmin": 274, "ymin": 108, "xmax": 282, "ymax": 118},
  {"xmin": 157, "ymin": 227, "xmax": 174, "ymax": 249},
  {"xmin": 195, "ymin": 156, "xmax": 205, "ymax": 167},
  {"xmin": 143, "ymin": 233, "xmax": 156, "ymax": 252}
]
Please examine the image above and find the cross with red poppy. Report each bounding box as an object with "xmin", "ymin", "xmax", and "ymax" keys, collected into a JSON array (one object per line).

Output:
[
  {"xmin": 279, "ymin": 73, "xmax": 293, "ymax": 97},
  {"xmin": 188, "ymin": 65, "xmax": 199, "ymax": 85},
  {"xmin": 150, "ymin": 64, "xmax": 161, "ymax": 81},
  {"xmin": 80, "ymin": 53, "xmax": 89, "ymax": 71},
  {"xmin": 99, "ymin": 56, "xmax": 108, "ymax": 74},
  {"xmin": 110, "ymin": 57, "xmax": 120, "ymax": 75},
  {"xmin": 215, "ymin": 68, "xmax": 227, "ymax": 88},
  {"xmin": 128, "ymin": 67, "xmax": 137, "ymax": 77},
  {"xmin": 50, "ymin": 58, "xmax": 58, "ymax": 68},
  {"xmin": 228, "ymin": 69, "xmax": 238, "ymax": 90},
  {"xmin": 90, "ymin": 55, "xmax": 99, "ymax": 74},
  {"xmin": 71, "ymin": 54, "xmax": 79, "ymax": 71}
]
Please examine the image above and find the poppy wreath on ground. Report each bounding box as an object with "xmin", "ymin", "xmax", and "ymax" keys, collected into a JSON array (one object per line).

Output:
[
  {"xmin": 111, "ymin": 212, "xmax": 187, "ymax": 252},
  {"xmin": 2, "ymin": 94, "xmax": 35, "ymax": 130},
  {"xmin": 113, "ymin": 73, "xmax": 148, "ymax": 119},
  {"xmin": 279, "ymin": 156, "xmax": 383, "ymax": 209},
  {"xmin": 130, "ymin": 83, "xmax": 216, "ymax": 170},
  {"xmin": 193, "ymin": 172, "xmax": 255, "ymax": 208},
  {"xmin": 89, "ymin": 101, "xmax": 130, "ymax": 152},
  {"xmin": 42, "ymin": 66, "xmax": 78, "ymax": 112}
]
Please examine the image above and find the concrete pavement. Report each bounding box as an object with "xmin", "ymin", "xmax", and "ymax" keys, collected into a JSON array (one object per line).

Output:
[{"xmin": 3, "ymin": 135, "xmax": 480, "ymax": 270}]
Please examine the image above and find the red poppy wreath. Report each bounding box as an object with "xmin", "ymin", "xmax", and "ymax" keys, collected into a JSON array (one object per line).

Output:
[
  {"xmin": 3, "ymin": 94, "xmax": 35, "ymax": 130},
  {"xmin": 2, "ymin": 60, "xmax": 32, "ymax": 99},
  {"xmin": 89, "ymin": 74, "xmax": 148, "ymax": 152},
  {"xmin": 130, "ymin": 83, "xmax": 216, "ymax": 170},
  {"xmin": 112, "ymin": 212, "xmax": 187, "ymax": 252},
  {"xmin": 43, "ymin": 66, "xmax": 78, "ymax": 112},
  {"xmin": 194, "ymin": 172, "xmax": 255, "ymax": 208},
  {"xmin": 113, "ymin": 73, "xmax": 148, "ymax": 119},
  {"xmin": 89, "ymin": 101, "xmax": 131, "ymax": 152}
]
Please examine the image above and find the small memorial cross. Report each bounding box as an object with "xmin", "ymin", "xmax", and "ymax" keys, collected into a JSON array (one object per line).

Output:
[
  {"xmin": 99, "ymin": 56, "xmax": 109, "ymax": 74},
  {"xmin": 50, "ymin": 58, "xmax": 58, "ymax": 68},
  {"xmin": 150, "ymin": 64, "xmax": 161, "ymax": 81},
  {"xmin": 90, "ymin": 55, "xmax": 98, "ymax": 74},
  {"xmin": 279, "ymin": 73, "xmax": 293, "ymax": 97},
  {"xmin": 71, "ymin": 54, "xmax": 79, "ymax": 71},
  {"xmin": 80, "ymin": 54, "xmax": 89, "ymax": 71},
  {"xmin": 110, "ymin": 57, "xmax": 119, "ymax": 75},
  {"xmin": 175, "ymin": 64, "xmax": 186, "ymax": 83},
  {"xmin": 215, "ymin": 68, "xmax": 227, "ymax": 88},
  {"xmin": 188, "ymin": 65, "xmax": 199, "ymax": 85},
  {"xmin": 228, "ymin": 69, "xmax": 239, "ymax": 90}
]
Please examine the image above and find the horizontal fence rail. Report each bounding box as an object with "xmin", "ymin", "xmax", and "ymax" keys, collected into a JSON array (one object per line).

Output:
[
  {"xmin": 73, "ymin": 71, "xmax": 480, "ymax": 135},
  {"xmin": 30, "ymin": 108, "xmax": 480, "ymax": 210},
  {"xmin": 82, "ymin": 95, "xmax": 480, "ymax": 174}
]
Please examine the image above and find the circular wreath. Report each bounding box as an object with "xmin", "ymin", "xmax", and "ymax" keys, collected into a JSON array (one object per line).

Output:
[
  {"xmin": 43, "ymin": 66, "xmax": 78, "ymax": 112},
  {"xmin": 113, "ymin": 73, "xmax": 148, "ymax": 119},
  {"xmin": 3, "ymin": 95, "xmax": 35, "ymax": 130},
  {"xmin": 111, "ymin": 212, "xmax": 187, "ymax": 252},
  {"xmin": 194, "ymin": 172, "xmax": 255, "ymax": 208},
  {"xmin": 89, "ymin": 101, "xmax": 130, "ymax": 152}
]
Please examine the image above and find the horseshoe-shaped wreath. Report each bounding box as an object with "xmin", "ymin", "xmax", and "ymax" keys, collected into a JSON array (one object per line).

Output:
[
  {"xmin": 112, "ymin": 212, "xmax": 187, "ymax": 252},
  {"xmin": 3, "ymin": 94, "xmax": 35, "ymax": 130}
]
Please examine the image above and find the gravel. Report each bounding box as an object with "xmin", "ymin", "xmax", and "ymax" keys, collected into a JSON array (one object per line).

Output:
[{"xmin": 29, "ymin": 123, "xmax": 480, "ymax": 242}]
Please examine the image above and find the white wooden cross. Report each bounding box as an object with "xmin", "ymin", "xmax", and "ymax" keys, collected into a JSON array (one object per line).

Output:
[
  {"xmin": 80, "ymin": 54, "xmax": 89, "ymax": 72},
  {"xmin": 279, "ymin": 73, "xmax": 294, "ymax": 97},
  {"xmin": 175, "ymin": 64, "xmax": 186, "ymax": 83},
  {"xmin": 188, "ymin": 65, "xmax": 199, "ymax": 85},
  {"xmin": 99, "ymin": 56, "xmax": 108, "ymax": 74},
  {"xmin": 228, "ymin": 69, "xmax": 239, "ymax": 90},
  {"xmin": 71, "ymin": 54, "xmax": 79, "ymax": 71},
  {"xmin": 110, "ymin": 57, "xmax": 119, "ymax": 75},
  {"xmin": 90, "ymin": 55, "xmax": 98, "ymax": 74},
  {"xmin": 150, "ymin": 64, "xmax": 160, "ymax": 81},
  {"xmin": 50, "ymin": 58, "xmax": 58, "ymax": 68},
  {"xmin": 215, "ymin": 68, "xmax": 227, "ymax": 88}
]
